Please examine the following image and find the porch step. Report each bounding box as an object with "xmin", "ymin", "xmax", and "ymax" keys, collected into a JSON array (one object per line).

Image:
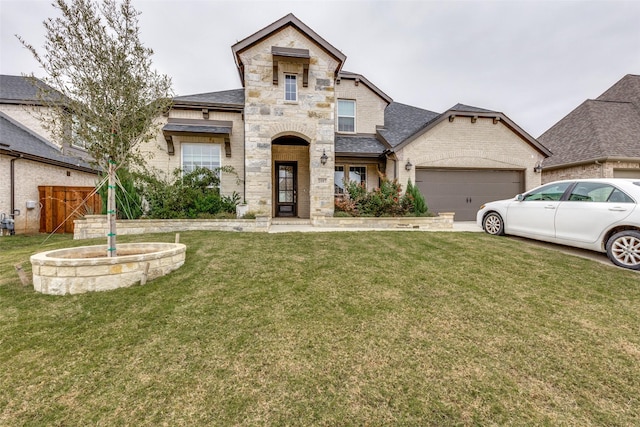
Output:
[{"xmin": 271, "ymin": 218, "xmax": 312, "ymax": 226}]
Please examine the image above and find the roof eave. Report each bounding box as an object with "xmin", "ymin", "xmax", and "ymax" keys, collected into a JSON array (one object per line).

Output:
[
  {"xmin": 542, "ymin": 156, "xmax": 640, "ymax": 171},
  {"xmin": 390, "ymin": 110, "xmax": 552, "ymax": 157},
  {"xmin": 0, "ymin": 148, "xmax": 99, "ymax": 174}
]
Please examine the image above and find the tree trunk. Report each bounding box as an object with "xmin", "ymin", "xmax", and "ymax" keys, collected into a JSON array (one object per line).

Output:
[{"xmin": 107, "ymin": 158, "xmax": 117, "ymax": 257}]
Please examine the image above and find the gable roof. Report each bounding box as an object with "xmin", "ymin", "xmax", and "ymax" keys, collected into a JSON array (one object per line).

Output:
[
  {"xmin": 231, "ymin": 13, "xmax": 346, "ymax": 86},
  {"xmin": 539, "ymin": 74, "xmax": 640, "ymax": 168},
  {"xmin": 338, "ymin": 71, "xmax": 392, "ymax": 105},
  {"xmin": 380, "ymin": 103, "xmax": 551, "ymax": 156},
  {"xmin": 0, "ymin": 111, "xmax": 97, "ymax": 173}
]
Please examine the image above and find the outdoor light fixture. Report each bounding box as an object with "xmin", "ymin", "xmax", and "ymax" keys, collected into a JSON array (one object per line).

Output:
[
  {"xmin": 533, "ymin": 163, "xmax": 543, "ymax": 173},
  {"xmin": 320, "ymin": 149, "xmax": 328, "ymax": 165},
  {"xmin": 405, "ymin": 160, "xmax": 413, "ymax": 171}
]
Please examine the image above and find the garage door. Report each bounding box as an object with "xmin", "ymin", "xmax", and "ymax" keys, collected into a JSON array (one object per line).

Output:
[
  {"xmin": 415, "ymin": 169, "xmax": 523, "ymax": 221},
  {"xmin": 613, "ymin": 169, "xmax": 640, "ymax": 179}
]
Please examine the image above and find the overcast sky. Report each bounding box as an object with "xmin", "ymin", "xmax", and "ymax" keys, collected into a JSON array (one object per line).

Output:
[{"xmin": 1, "ymin": 0, "xmax": 639, "ymax": 137}]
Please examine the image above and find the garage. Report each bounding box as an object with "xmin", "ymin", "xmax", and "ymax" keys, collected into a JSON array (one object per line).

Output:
[{"xmin": 415, "ymin": 169, "xmax": 524, "ymax": 221}]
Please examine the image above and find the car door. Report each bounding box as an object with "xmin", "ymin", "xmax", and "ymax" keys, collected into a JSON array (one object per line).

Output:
[
  {"xmin": 506, "ymin": 181, "xmax": 573, "ymax": 239},
  {"xmin": 554, "ymin": 182, "xmax": 635, "ymax": 243}
]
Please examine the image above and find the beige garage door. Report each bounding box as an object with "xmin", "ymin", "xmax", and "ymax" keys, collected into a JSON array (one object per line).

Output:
[
  {"xmin": 613, "ymin": 169, "xmax": 640, "ymax": 179},
  {"xmin": 415, "ymin": 169, "xmax": 524, "ymax": 221}
]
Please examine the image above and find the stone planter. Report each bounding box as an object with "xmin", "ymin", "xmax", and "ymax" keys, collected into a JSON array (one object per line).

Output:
[{"xmin": 30, "ymin": 242, "xmax": 186, "ymax": 295}]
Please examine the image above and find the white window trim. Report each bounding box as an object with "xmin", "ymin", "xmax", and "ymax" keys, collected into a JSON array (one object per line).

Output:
[
  {"xmin": 284, "ymin": 74, "xmax": 298, "ymax": 102},
  {"xmin": 337, "ymin": 99, "xmax": 356, "ymax": 133},
  {"xmin": 181, "ymin": 142, "xmax": 222, "ymax": 188}
]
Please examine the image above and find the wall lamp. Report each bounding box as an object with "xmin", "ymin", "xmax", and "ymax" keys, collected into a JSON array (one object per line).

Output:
[
  {"xmin": 405, "ymin": 160, "xmax": 413, "ymax": 171},
  {"xmin": 533, "ymin": 163, "xmax": 543, "ymax": 173},
  {"xmin": 320, "ymin": 149, "xmax": 328, "ymax": 165}
]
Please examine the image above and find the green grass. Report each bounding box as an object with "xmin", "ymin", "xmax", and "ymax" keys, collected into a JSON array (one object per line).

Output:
[{"xmin": 1, "ymin": 231, "xmax": 639, "ymax": 426}]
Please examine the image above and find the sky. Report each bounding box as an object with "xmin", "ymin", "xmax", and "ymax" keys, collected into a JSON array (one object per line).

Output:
[{"xmin": 1, "ymin": 0, "xmax": 639, "ymax": 138}]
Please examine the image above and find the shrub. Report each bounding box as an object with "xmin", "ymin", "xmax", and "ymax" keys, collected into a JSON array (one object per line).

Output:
[
  {"xmin": 335, "ymin": 174, "xmax": 427, "ymax": 217},
  {"xmin": 404, "ymin": 179, "xmax": 429, "ymax": 216},
  {"xmin": 135, "ymin": 166, "xmax": 240, "ymax": 219},
  {"xmin": 99, "ymin": 168, "xmax": 143, "ymax": 219}
]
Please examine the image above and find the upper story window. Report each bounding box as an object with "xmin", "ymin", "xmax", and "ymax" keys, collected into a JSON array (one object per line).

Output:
[
  {"xmin": 338, "ymin": 99, "xmax": 355, "ymax": 133},
  {"xmin": 182, "ymin": 143, "xmax": 221, "ymax": 184},
  {"xmin": 285, "ymin": 74, "xmax": 297, "ymax": 101}
]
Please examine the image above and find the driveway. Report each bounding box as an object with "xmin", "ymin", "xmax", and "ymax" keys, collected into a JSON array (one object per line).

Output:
[{"xmin": 507, "ymin": 236, "xmax": 618, "ymax": 268}]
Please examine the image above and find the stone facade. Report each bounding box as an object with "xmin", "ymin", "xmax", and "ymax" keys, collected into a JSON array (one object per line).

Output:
[{"xmin": 238, "ymin": 26, "xmax": 339, "ymax": 217}]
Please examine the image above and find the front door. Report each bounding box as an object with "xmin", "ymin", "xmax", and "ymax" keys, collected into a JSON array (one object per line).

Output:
[{"xmin": 276, "ymin": 162, "xmax": 297, "ymax": 217}]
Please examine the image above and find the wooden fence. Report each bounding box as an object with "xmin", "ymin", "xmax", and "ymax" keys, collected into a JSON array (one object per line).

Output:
[{"xmin": 39, "ymin": 186, "xmax": 102, "ymax": 233}]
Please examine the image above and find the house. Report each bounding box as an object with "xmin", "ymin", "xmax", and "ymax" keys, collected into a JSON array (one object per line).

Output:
[
  {"xmin": 539, "ymin": 74, "xmax": 640, "ymax": 183},
  {"xmin": 138, "ymin": 13, "xmax": 550, "ymax": 221},
  {"xmin": 0, "ymin": 75, "xmax": 100, "ymax": 234}
]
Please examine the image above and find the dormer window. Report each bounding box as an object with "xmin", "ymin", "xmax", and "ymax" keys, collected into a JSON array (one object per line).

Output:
[
  {"xmin": 338, "ymin": 99, "xmax": 356, "ymax": 133},
  {"xmin": 285, "ymin": 74, "xmax": 297, "ymax": 101}
]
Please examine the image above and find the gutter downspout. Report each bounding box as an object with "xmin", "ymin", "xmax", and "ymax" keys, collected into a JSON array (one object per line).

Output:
[{"xmin": 10, "ymin": 154, "xmax": 22, "ymax": 217}]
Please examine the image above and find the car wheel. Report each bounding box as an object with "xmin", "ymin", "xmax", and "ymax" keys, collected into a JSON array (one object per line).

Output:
[
  {"xmin": 483, "ymin": 212, "xmax": 504, "ymax": 236},
  {"xmin": 606, "ymin": 230, "xmax": 640, "ymax": 270}
]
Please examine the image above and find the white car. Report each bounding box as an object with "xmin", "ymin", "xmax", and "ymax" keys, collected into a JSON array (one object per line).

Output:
[{"xmin": 477, "ymin": 178, "xmax": 640, "ymax": 270}]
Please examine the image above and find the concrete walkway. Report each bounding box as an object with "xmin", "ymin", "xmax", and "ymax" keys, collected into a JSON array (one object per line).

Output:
[{"xmin": 268, "ymin": 221, "xmax": 483, "ymax": 233}]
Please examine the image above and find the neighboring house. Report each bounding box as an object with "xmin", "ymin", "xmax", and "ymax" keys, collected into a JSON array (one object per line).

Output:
[
  {"xmin": 0, "ymin": 75, "xmax": 100, "ymax": 234},
  {"xmin": 139, "ymin": 13, "xmax": 549, "ymax": 221},
  {"xmin": 539, "ymin": 74, "xmax": 640, "ymax": 183}
]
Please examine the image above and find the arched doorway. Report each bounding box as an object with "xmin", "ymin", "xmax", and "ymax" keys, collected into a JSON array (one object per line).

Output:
[{"xmin": 272, "ymin": 136, "xmax": 310, "ymax": 218}]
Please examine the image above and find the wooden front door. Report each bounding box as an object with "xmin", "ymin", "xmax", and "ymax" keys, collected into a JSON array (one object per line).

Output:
[{"xmin": 275, "ymin": 162, "xmax": 297, "ymax": 217}]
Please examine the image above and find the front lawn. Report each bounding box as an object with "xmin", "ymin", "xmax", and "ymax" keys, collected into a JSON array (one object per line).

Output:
[{"xmin": 1, "ymin": 231, "xmax": 638, "ymax": 426}]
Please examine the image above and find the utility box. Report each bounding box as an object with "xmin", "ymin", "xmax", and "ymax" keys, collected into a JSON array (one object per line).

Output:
[{"xmin": 26, "ymin": 200, "xmax": 37, "ymax": 209}]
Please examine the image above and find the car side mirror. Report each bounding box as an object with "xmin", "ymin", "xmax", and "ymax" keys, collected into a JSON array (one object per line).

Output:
[{"xmin": 516, "ymin": 194, "xmax": 525, "ymax": 202}]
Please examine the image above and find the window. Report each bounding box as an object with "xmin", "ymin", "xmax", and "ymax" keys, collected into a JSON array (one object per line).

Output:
[
  {"xmin": 182, "ymin": 143, "xmax": 221, "ymax": 176},
  {"xmin": 334, "ymin": 166, "xmax": 345, "ymax": 195},
  {"xmin": 285, "ymin": 74, "xmax": 297, "ymax": 101},
  {"xmin": 568, "ymin": 182, "xmax": 634, "ymax": 203},
  {"xmin": 334, "ymin": 164, "xmax": 367, "ymax": 195},
  {"xmin": 338, "ymin": 100, "xmax": 355, "ymax": 132},
  {"xmin": 523, "ymin": 182, "xmax": 572, "ymax": 201},
  {"xmin": 349, "ymin": 166, "xmax": 366, "ymax": 186},
  {"xmin": 70, "ymin": 115, "xmax": 89, "ymax": 149}
]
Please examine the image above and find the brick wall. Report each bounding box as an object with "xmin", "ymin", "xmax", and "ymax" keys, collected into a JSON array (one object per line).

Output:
[
  {"xmin": 0, "ymin": 155, "xmax": 98, "ymax": 234},
  {"xmin": 396, "ymin": 117, "xmax": 545, "ymax": 191}
]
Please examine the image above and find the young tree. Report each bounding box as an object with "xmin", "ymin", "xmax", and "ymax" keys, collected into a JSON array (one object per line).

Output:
[{"xmin": 18, "ymin": 0, "xmax": 172, "ymax": 256}]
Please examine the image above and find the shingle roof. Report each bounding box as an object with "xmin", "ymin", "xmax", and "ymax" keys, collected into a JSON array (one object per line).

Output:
[
  {"xmin": 0, "ymin": 75, "xmax": 64, "ymax": 104},
  {"xmin": 539, "ymin": 74, "xmax": 640, "ymax": 168},
  {"xmin": 378, "ymin": 102, "xmax": 440, "ymax": 148},
  {"xmin": 335, "ymin": 134, "xmax": 387, "ymax": 155},
  {"xmin": 0, "ymin": 111, "xmax": 97, "ymax": 172},
  {"xmin": 173, "ymin": 89, "xmax": 245, "ymax": 107}
]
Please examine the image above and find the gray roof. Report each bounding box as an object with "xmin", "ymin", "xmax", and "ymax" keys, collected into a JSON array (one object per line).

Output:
[
  {"xmin": 335, "ymin": 134, "xmax": 387, "ymax": 156},
  {"xmin": 539, "ymin": 74, "xmax": 640, "ymax": 168},
  {"xmin": 173, "ymin": 89, "xmax": 245, "ymax": 107},
  {"xmin": 0, "ymin": 111, "xmax": 97, "ymax": 172},
  {"xmin": 378, "ymin": 102, "xmax": 440, "ymax": 148},
  {"xmin": 162, "ymin": 123, "xmax": 232, "ymax": 135},
  {"xmin": 449, "ymin": 103, "xmax": 497, "ymax": 114},
  {"xmin": 0, "ymin": 74, "xmax": 64, "ymax": 105}
]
